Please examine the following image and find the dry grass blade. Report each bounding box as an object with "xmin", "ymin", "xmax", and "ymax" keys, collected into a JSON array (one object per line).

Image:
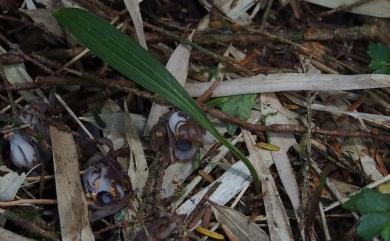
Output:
[{"xmin": 50, "ymin": 126, "xmax": 94, "ymax": 241}]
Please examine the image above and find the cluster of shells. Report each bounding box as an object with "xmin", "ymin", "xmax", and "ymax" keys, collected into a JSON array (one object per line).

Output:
[{"xmin": 3, "ymin": 102, "xmax": 208, "ymax": 239}]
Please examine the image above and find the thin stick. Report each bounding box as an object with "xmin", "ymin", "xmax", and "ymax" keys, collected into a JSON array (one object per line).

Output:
[
  {"xmin": 5, "ymin": 78, "xmax": 390, "ymax": 140},
  {"xmin": 324, "ymin": 174, "xmax": 390, "ymax": 212},
  {"xmin": 26, "ymin": 171, "xmax": 85, "ymax": 182},
  {"xmin": 0, "ymin": 96, "xmax": 23, "ymax": 114},
  {"xmin": 319, "ymin": 203, "xmax": 331, "ymax": 241},
  {"xmin": 203, "ymin": 106, "xmax": 390, "ymax": 141},
  {"xmin": 143, "ymin": 22, "xmax": 252, "ymax": 75},
  {"xmin": 0, "ymin": 67, "xmax": 17, "ymax": 115},
  {"xmin": 0, "ymin": 199, "xmax": 57, "ymax": 207},
  {"xmin": 54, "ymin": 93, "xmax": 94, "ymax": 140}
]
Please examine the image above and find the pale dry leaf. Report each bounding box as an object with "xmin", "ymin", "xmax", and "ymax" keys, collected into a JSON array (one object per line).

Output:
[
  {"xmin": 176, "ymin": 161, "xmax": 251, "ymax": 216},
  {"xmin": 124, "ymin": 0, "xmax": 147, "ymax": 49},
  {"xmin": 0, "ymin": 45, "xmax": 44, "ymax": 101},
  {"xmin": 210, "ymin": 203, "xmax": 271, "ymax": 241},
  {"xmin": 161, "ymin": 162, "xmax": 193, "ymax": 199},
  {"xmin": 323, "ymin": 178, "xmax": 360, "ymax": 199},
  {"xmin": 242, "ymin": 111, "xmax": 294, "ymax": 241},
  {"xmin": 261, "ymin": 93, "xmax": 302, "ymax": 218},
  {"xmin": 172, "ymin": 134, "xmax": 242, "ymax": 210},
  {"xmin": 79, "ymin": 112, "xmax": 145, "ymax": 136},
  {"xmin": 184, "ymin": 74, "xmax": 390, "ymax": 97},
  {"xmin": 124, "ymin": 104, "xmax": 148, "ymax": 197},
  {"xmin": 0, "ymin": 167, "xmax": 26, "ymax": 201},
  {"xmin": 24, "ymin": 0, "xmax": 37, "ymax": 9},
  {"xmin": 20, "ymin": 9, "xmax": 64, "ymax": 38},
  {"xmin": 50, "ymin": 126, "xmax": 94, "ymax": 241},
  {"xmin": 305, "ymin": 0, "xmax": 390, "ymax": 18},
  {"xmin": 285, "ymin": 94, "xmax": 390, "ymax": 129},
  {"xmin": 198, "ymin": 0, "xmax": 255, "ymax": 25},
  {"xmin": 61, "ymin": 0, "xmax": 82, "ymax": 8}
]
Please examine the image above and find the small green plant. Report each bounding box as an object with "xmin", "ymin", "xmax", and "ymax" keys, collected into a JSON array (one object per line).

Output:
[
  {"xmin": 53, "ymin": 8, "xmax": 261, "ymax": 192},
  {"xmin": 343, "ymin": 188, "xmax": 390, "ymax": 240},
  {"xmin": 368, "ymin": 42, "xmax": 390, "ymax": 74},
  {"xmin": 219, "ymin": 94, "xmax": 257, "ymax": 135},
  {"xmin": 206, "ymin": 94, "xmax": 257, "ymax": 134}
]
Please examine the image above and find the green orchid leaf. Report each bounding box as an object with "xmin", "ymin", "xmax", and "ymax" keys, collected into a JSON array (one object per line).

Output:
[
  {"xmin": 382, "ymin": 222, "xmax": 390, "ymax": 241},
  {"xmin": 53, "ymin": 8, "xmax": 261, "ymax": 192}
]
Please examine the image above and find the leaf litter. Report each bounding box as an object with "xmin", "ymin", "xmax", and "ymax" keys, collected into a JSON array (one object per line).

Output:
[{"xmin": 0, "ymin": 0, "xmax": 390, "ymax": 241}]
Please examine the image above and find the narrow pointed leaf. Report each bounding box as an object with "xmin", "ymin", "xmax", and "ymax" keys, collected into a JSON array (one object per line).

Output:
[{"xmin": 53, "ymin": 8, "xmax": 261, "ymax": 192}]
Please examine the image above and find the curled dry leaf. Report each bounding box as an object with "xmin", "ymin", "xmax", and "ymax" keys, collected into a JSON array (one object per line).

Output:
[
  {"xmin": 210, "ymin": 203, "xmax": 271, "ymax": 241},
  {"xmin": 4, "ymin": 131, "xmax": 40, "ymax": 171},
  {"xmin": 134, "ymin": 216, "xmax": 178, "ymax": 241},
  {"xmin": 0, "ymin": 166, "xmax": 27, "ymax": 201},
  {"xmin": 150, "ymin": 111, "xmax": 211, "ymax": 162},
  {"xmin": 83, "ymin": 158, "xmax": 132, "ymax": 222}
]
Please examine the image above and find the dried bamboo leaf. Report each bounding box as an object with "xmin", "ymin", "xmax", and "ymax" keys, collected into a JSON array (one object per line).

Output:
[
  {"xmin": 124, "ymin": 105, "xmax": 148, "ymax": 197},
  {"xmin": 210, "ymin": 203, "xmax": 271, "ymax": 241},
  {"xmin": 124, "ymin": 0, "xmax": 147, "ymax": 49},
  {"xmin": 161, "ymin": 162, "xmax": 193, "ymax": 199},
  {"xmin": 285, "ymin": 94, "xmax": 390, "ymax": 129},
  {"xmin": 260, "ymin": 93, "xmax": 302, "ymax": 218},
  {"xmin": 176, "ymin": 161, "xmax": 251, "ymax": 216},
  {"xmin": 79, "ymin": 112, "xmax": 145, "ymax": 135},
  {"xmin": 25, "ymin": 0, "xmax": 37, "ymax": 9},
  {"xmin": 185, "ymin": 74, "xmax": 390, "ymax": 97},
  {"xmin": 50, "ymin": 126, "xmax": 94, "ymax": 241},
  {"xmin": 172, "ymin": 134, "xmax": 242, "ymax": 210},
  {"xmin": 242, "ymin": 112, "xmax": 294, "ymax": 241}
]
